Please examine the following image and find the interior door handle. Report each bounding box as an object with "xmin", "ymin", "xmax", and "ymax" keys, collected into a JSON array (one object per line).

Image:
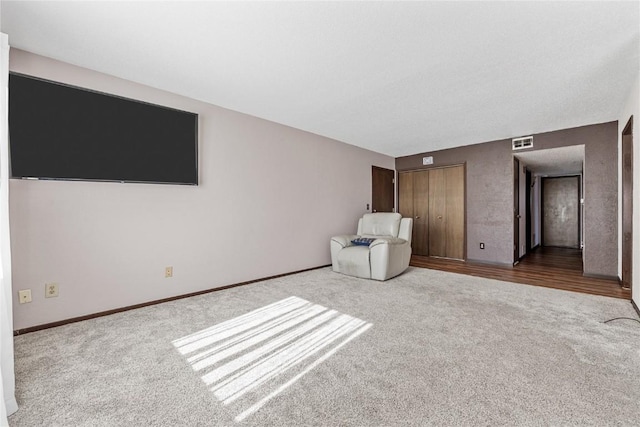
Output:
[
  {"xmin": 437, "ymin": 215, "xmax": 443, "ymax": 219},
  {"xmin": 415, "ymin": 216, "xmax": 420, "ymax": 219}
]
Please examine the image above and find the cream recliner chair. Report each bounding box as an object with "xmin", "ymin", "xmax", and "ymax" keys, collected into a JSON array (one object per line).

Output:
[{"xmin": 330, "ymin": 213, "xmax": 413, "ymax": 281}]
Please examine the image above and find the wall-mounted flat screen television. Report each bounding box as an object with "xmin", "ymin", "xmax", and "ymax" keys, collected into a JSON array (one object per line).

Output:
[{"xmin": 8, "ymin": 73, "xmax": 198, "ymax": 185}]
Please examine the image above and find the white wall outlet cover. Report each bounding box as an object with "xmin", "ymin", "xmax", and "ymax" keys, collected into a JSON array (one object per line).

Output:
[
  {"xmin": 45, "ymin": 283, "xmax": 59, "ymax": 298},
  {"xmin": 423, "ymin": 156, "xmax": 433, "ymax": 165},
  {"xmin": 18, "ymin": 289, "xmax": 32, "ymax": 304}
]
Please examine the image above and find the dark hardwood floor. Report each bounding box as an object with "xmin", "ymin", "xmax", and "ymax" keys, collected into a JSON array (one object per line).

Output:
[{"xmin": 410, "ymin": 246, "xmax": 631, "ymax": 300}]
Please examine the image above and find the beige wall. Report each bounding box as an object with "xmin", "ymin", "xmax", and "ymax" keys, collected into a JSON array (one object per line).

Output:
[
  {"xmin": 618, "ymin": 70, "xmax": 639, "ymax": 308},
  {"xmin": 9, "ymin": 50, "xmax": 394, "ymax": 330},
  {"xmin": 396, "ymin": 122, "xmax": 619, "ymax": 277}
]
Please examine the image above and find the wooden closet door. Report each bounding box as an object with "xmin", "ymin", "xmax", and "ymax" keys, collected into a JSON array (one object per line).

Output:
[
  {"xmin": 398, "ymin": 171, "xmax": 429, "ymax": 256},
  {"xmin": 428, "ymin": 168, "xmax": 446, "ymax": 257},
  {"xmin": 398, "ymin": 171, "xmax": 414, "ymax": 219},
  {"xmin": 444, "ymin": 165, "xmax": 465, "ymax": 259},
  {"xmin": 398, "ymin": 172, "xmax": 415, "ymax": 232},
  {"xmin": 412, "ymin": 171, "xmax": 429, "ymax": 256}
]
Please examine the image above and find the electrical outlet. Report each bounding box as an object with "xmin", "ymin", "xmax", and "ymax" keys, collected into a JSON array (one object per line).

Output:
[
  {"xmin": 165, "ymin": 266, "xmax": 173, "ymax": 278},
  {"xmin": 480, "ymin": 242, "xmax": 485, "ymax": 250},
  {"xmin": 45, "ymin": 283, "xmax": 59, "ymax": 298},
  {"xmin": 18, "ymin": 289, "xmax": 32, "ymax": 304}
]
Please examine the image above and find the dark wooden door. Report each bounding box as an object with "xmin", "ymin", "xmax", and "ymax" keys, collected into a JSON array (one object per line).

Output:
[
  {"xmin": 542, "ymin": 176, "xmax": 580, "ymax": 248},
  {"xmin": 444, "ymin": 165, "xmax": 465, "ymax": 260},
  {"xmin": 372, "ymin": 166, "xmax": 395, "ymax": 213},
  {"xmin": 413, "ymin": 171, "xmax": 430, "ymax": 256},
  {"xmin": 400, "ymin": 166, "xmax": 464, "ymax": 259},
  {"xmin": 429, "ymin": 168, "xmax": 446, "ymax": 257},
  {"xmin": 398, "ymin": 172, "xmax": 413, "ymax": 219},
  {"xmin": 398, "ymin": 171, "xmax": 429, "ymax": 256},
  {"xmin": 622, "ymin": 117, "xmax": 633, "ymax": 290},
  {"xmin": 429, "ymin": 166, "xmax": 465, "ymax": 259}
]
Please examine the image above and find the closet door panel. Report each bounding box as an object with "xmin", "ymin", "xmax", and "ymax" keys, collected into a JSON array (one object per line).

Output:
[
  {"xmin": 428, "ymin": 168, "xmax": 446, "ymax": 257},
  {"xmin": 445, "ymin": 165, "xmax": 465, "ymax": 259},
  {"xmin": 412, "ymin": 170, "xmax": 429, "ymax": 256},
  {"xmin": 398, "ymin": 172, "xmax": 414, "ymax": 219}
]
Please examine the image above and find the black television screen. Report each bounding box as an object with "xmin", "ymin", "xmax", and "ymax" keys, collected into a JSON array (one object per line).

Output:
[{"xmin": 8, "ymin": 73, "xmax": 198, "ymax": 185}]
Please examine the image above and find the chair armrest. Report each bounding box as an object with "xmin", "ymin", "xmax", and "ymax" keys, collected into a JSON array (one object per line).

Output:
[
  {"xmin": 369, "ymin": 237, "xmax": 412, "ymax": 281},
  {"xmin": 331, "ymin": 235, "xmax": 359, "ymax": 248},
  {"xmin": 370, "ymin": 237, "xmax": 407, "ymax": 247}
]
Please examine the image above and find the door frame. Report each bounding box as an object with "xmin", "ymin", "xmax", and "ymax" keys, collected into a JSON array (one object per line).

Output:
[
  {"xmin": 525, "ymin": 169, "xmax": 532, "ymax": 254},
  {"xmin": 513, "ymin": 159, "xmax": 520, "ymax": 264},
  {"xmin": 622, "ymin": 116, "xmax": 633, "ymax": 291}
]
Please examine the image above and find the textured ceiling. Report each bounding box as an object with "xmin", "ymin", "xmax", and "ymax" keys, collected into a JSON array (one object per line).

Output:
[
  {"xmin": 514, "ymin": 145, "xmax": 584, "ymax": 176},
  {"xmin": 1, "ymin": 1, "xmax": 638, "ymax": 157}
]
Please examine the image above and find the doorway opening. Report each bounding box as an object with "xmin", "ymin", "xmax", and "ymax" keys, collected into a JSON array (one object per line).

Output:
[{"xmin": 514, "ymin": 145, "xmax": 585, "ymax": 271}]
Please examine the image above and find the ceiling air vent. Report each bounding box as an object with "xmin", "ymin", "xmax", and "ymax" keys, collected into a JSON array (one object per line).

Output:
[{"xmin": 512, "ymin": 136, "xmax": 533, "ymax": 150}]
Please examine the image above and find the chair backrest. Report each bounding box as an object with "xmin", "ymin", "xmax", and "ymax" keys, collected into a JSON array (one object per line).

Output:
[
  {"xmin": 398, "ymin": 217, "xmax": 413, "ymax": 245},
  {"xmin": 357, "ymin": 213, "xmax": 402, "ymax": 237}
]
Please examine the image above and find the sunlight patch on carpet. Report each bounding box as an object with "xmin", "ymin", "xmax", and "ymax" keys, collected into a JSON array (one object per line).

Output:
[{"xmin": 172, "ymin": 296, "xmax": 372, "ymax": 422}]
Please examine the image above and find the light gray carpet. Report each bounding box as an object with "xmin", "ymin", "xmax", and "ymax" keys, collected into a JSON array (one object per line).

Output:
[{"xmin": 8, "ymin": 267, "xmax": 640, "ymax": 426}]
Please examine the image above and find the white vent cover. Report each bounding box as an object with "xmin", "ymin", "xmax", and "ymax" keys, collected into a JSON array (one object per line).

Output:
[{"xmin": 512, "ymin": 136, "xmax": 533, "ymax": 150}]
